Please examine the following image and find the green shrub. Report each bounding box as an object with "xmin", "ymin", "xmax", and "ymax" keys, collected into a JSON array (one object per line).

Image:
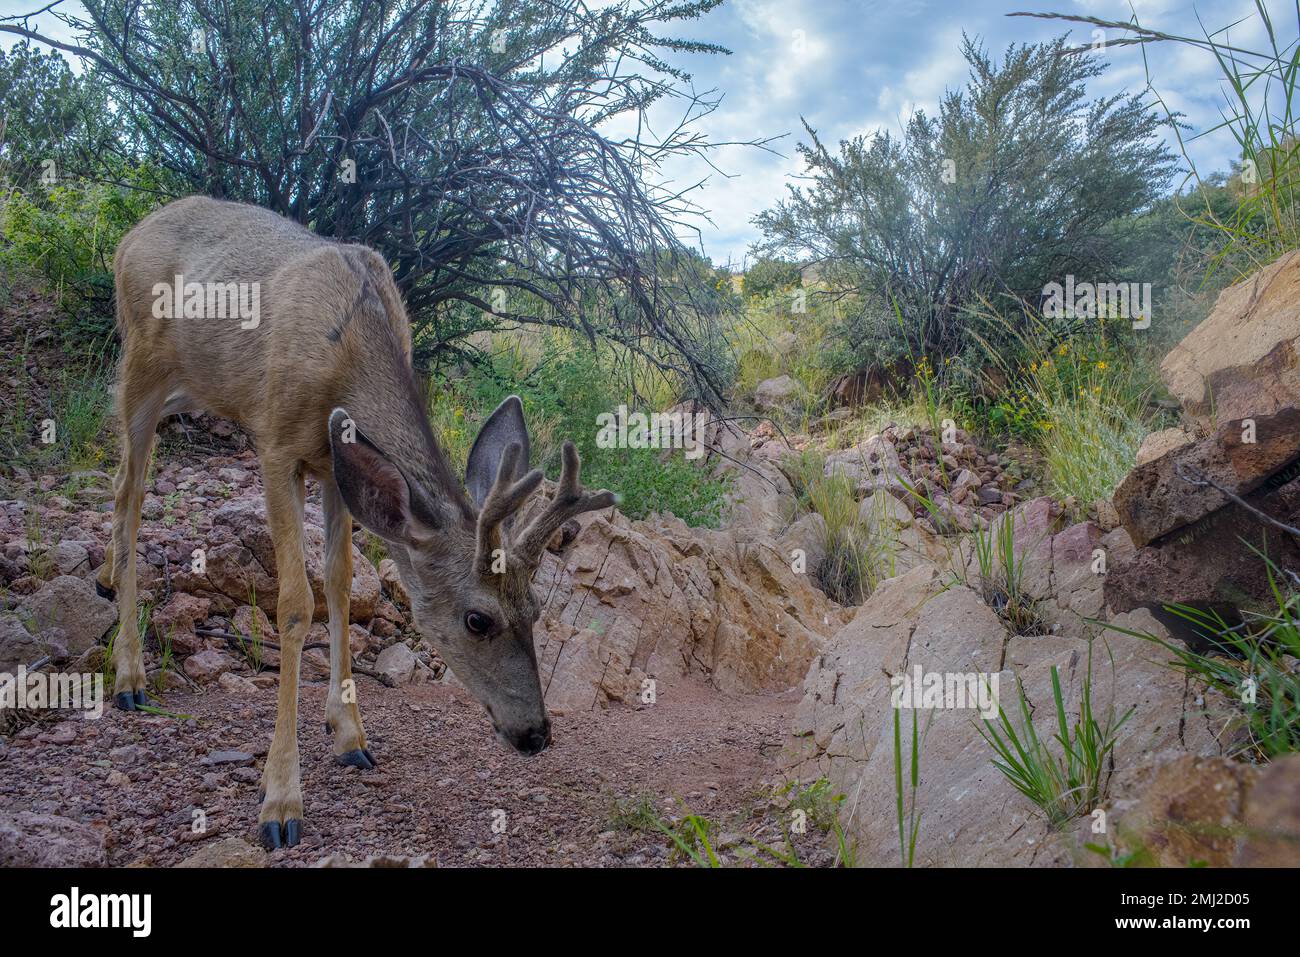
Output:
[
  {"xmin": 429, "ymin": 334, "xmax": 729, "ymax": 527},
  {"xmin": 754, "ymin": 35, "xmax": 1175, "ymax": 373},
  {"xmin": 742, "ymin": 257, "xmax": 802, "ymax": 299},
  {"xmin": 977, "ymin": 646, "xmax": 1133, "ymax": 827},
  {"xmin": 1, "ymin": 169, "xmax": 164, "ymax": 338}
]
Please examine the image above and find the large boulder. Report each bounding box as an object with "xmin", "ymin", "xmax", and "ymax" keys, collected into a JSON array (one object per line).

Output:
[
  {"xmin": 754, "ymin": 375, "xmax": 799, "ymax": 414},
  {"xmin": 777, "ymin": 512, "xmax": 828, "ymax": 579},
  {"xmin": 16, "ymin": 576, "xmax": 117, "ymax": 656},
  {"xmin": 1162, "ymin": 248, "xmax": 1300, "ymax": 429},
  {"xmin": 1236, "ymin": 754, "xmax": 1300, "ymax": 867},
  {"xmin": 534, "ymin": 509, "xmax": 844, "ymax": 713},
  {"xmin": 823, "ymin": 436, "xmax": 907, "ymax": 497},
  {"xmin": 374, "ymin": 642, "xmax": 419, "ymax": 685},
  {"xmin": 1105, "ymin": 478, "xmax": 1300, "ymax": 621},
  {"xmin": 1110, "ymin": 250, "xmax": 1300, "ymax": 611},
  {"xmin": 1075, "ymin": 751, "xmax": 1300, "ymax": 869},
  {"xmin": 0, "ymin": 614, "xmax": 50, "ymax": 671}
]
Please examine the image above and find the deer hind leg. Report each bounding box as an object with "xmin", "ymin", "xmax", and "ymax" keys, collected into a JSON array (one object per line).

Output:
[
  {"xmin": 321, "ymin": 475, "xmax": 375, "ymax": 769},
  {"xmin": 258, "ymin": 455, "xmax": 313, "ymax": 849},
  {"xmin": 104, "ymin": 350, "xmax": 168, "ymax": 710}
]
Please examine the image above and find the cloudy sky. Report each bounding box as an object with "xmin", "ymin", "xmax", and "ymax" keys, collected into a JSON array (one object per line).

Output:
[
  {"xmin": 648, "ymin": 0, "xmax": 1280, "ymax": 265},
  {"xmin": 2, "ymin": 0, "xmax": 1284, "ymax": 264}
]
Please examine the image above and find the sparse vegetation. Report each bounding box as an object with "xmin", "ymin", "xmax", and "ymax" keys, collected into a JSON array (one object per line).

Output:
[
  {"xmin": 428, "ymin": 335, "xmax": 731, "ymax": 527},
  {"xmin": 976, "ymin": 645, "xmax": 1133, "ymax": 827},
  {"xmin": 894, "ymin": 705, "xmax": 925, "ymax": 867},
  {"xmin": 967, "ymin": 509, "xmax": 1047, "ymax": 637}
]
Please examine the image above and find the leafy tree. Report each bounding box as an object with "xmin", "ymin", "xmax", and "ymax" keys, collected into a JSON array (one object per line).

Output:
[
  {"xmin": 1, "ymin": 0, "xmax": 747, "ymax": 403},
  {"xmin": 753, "ymin": 35, "xmax": 1176, "ymax": 375},
  {"xmin": 0, "ymin": 40, "xmax": 112, "ymax": 187},
  {"xmin": 741, "ymin": 256, "xmax": 801, "ymax": 299}
]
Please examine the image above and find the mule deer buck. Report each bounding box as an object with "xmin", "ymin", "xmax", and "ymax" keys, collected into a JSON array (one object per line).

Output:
[{"xmin": 99, "ymin": 196, "xmax": 616, "ymax": 849}]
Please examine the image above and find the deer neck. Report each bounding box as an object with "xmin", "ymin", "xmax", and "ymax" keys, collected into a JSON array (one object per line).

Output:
[{"xmin": 343, "ymin": 338, "xmax": 476, "ymax": 533}]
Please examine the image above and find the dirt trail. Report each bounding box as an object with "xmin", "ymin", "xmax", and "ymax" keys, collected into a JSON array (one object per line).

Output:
[{"xmin": 1, "ymin": 673, "xmax": 805, "ymax": 866}]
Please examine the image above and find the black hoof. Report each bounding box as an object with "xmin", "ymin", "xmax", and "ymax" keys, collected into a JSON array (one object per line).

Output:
[
  {"xmin": 259, "ymin": 821, "xmax": 281, "ymax": 850},
  {"xmin": 95, "ymin": 580, "xmax": 116, "ymax": 601},
  {"xmin": 259, "ymin": 819, "xmax": 302, "ymax": 850},
  {"xmin": 133, "ymin": 690, "xmax": 149, "ymax": 708},
  {"xmin": 114, "ymin": 692, "xmax": 137, "ymax": 711},
  {"xmin": 335, "ymin": 748, "xmax": 377, "ymax": 770}
]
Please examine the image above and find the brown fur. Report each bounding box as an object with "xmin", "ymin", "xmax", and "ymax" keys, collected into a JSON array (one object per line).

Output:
[{"xmin": 100, "ymin": 197, "xmax": 613, "ymax": 847}]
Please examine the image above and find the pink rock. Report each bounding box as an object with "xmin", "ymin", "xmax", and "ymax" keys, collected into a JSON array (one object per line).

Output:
[{"xmin": 183, "ymin": 648, "xmax": 238, "ymax": 683}]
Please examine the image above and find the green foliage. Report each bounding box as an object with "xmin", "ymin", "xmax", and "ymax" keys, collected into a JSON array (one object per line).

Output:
[
  {"xmin": 965, "ymin": 507, "xmax": 1046, "ymax": 636},
  {"xmin": 741, "ymin": 257, "xmax": 802, "ymax": 299},
  {"xmin": 894, "ymin": 705, "xmax": 924, "ymax": 867},
  {"xmin": 429, "ymin": 334, "xmax": 729, "ymax": 527},
  {"xmin": 755, "ymin": 34, "xmax": 1175, "ymax": 374},
  {"xmin": 607, "ymin": 793, "xmax": 662, "ymax": 833},
  {"xmin": 786, "ymin": 449, "xmax": 895, "ymax": 605},
  {"xmin": 730, "ymin": 290, "xmax": 845, "ymax": 419},
  {"xmin": 960, "ymin": 304, "xmax": 1162, "ymax": 515},
  {"xmin": 976, "ymin": 646, "xmax": 1133, "ymax": 827},
  {"xmin": 0, "ymin": 41, "xmax": 114, "ymax": 188},
  {"xmin": 1, "ymin": 337, "xmax": 114, "ymax": 471},
  {"xmin": 777, "ymin": 777, "xmax": 845, "ymax": 834},
  {"xmin": 1, "ymin": 169, "xmax": 165, "ymax": 327},
  {"xmin": 1100, "ymin": 178, "xmax": 1242, "ymax": 349},
  {"xmin": 1032, "ymin": 7, "xmax": 1300, "ymax": 280},
  {"xmin": 7, "ymin": 0, "xmax": 738, "ymax": 399},
  {"xmin": 655, "ymin": 811, "xmax": 722, "ymax": 867}
]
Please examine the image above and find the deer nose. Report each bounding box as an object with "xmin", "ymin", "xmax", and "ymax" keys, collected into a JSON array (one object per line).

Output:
[{"xmin": 510, "ymin": 719, "xmax": 552, "ymax": 755}]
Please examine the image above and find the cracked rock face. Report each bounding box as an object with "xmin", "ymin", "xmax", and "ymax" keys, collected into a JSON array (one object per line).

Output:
[
  {"xmin": 533, "ymin": 509, "xmax": 845, "ymax": 713},
  {"xmin": 781, "ymin": 550, "xmax": 1242, "ymax": 866}
]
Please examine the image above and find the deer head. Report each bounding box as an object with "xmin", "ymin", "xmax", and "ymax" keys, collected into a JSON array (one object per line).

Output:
[{"xmin": 327, "ymin": 396, "xmax": 615, "ymax": 755}]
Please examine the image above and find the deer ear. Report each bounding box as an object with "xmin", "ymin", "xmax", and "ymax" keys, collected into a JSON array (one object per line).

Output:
[
  {"xmin": 466, "ymin": 395, "xmax": 531, "ymax": 508},
  {"xmin": 329, "ymin": 408, "xmax": 432, "ymax": 546}
]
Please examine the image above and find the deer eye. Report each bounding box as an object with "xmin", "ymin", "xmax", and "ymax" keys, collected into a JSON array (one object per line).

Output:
[{"xmin": 464, "ymin": 611, "xmax": 494, "ymax": 636}]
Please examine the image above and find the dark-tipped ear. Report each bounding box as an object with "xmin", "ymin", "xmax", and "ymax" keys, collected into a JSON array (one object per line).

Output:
[
  {"xmin": 329, "ymin": 408, "xmax": 431, "ymax": 546},
  {"xmin": 465, "ymin": 395, "xmax": 531, "ymax": 508}
]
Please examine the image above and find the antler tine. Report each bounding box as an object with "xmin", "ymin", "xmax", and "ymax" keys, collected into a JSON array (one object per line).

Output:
[
  {"xmin": 475, "ymin": 442, "xmax": 543, "ymax": 574},
  {"xmin": 514, "ymin": 441, "xmax": 618, "ymax": 567}
]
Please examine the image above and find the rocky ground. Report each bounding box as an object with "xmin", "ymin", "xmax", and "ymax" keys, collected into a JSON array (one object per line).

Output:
[{"xmin": 2, "ymin": 674, "xmax": 810, "ymax": 867}]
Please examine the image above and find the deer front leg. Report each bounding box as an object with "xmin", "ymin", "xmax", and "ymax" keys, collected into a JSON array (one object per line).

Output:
[
  {"xmin": 321, "ymin": 476, "xmax": 375, "ymax": 769},
  {"xmin": 105, "ymin": 353, "xmax": 166, "ymax": 710},
  {"xmin": 258, "ymin": 459, "xmax": 312, "ymax": 849}
]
